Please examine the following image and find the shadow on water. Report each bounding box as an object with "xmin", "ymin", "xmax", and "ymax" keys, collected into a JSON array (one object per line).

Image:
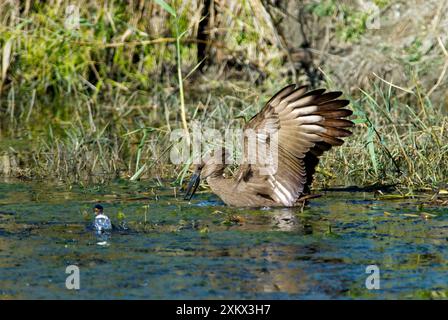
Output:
[{"xmin": 0, "ymin": 180, "xmax": 447, "ymax": 299}]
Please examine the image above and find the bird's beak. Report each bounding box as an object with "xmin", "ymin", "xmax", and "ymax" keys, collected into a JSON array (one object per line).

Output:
[{"xmin": 184, "ymin": 172, "xmax": 201, "ymax": 201}]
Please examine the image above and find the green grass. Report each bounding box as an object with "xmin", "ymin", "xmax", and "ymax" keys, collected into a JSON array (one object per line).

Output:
[
  {"xmin": 2, "ymin": 77, "xmax": 446, "ymax": 191},
  {"xmin": 0, "ymin": 0, "xmax": 447, "ymax": 192}
]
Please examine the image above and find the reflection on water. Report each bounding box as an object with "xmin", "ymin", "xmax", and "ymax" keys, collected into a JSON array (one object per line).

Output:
[{"xmin": 0, "ymin": 180, "xmax": 447, "ymax": 299}]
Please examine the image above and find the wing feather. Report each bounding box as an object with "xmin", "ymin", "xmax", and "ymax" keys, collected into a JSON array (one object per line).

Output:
[{"xmin": 235, "ymin": 84, "xmax": 354, "ymax": 206}]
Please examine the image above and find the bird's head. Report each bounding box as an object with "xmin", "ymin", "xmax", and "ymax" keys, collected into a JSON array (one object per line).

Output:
[
  {"xmin": 184, "ymin": 148, "xmax": 229, "ymax": 200},
  {"xmin": 93, "ymin": 204, "xmax": 104, "ymax": 216}
]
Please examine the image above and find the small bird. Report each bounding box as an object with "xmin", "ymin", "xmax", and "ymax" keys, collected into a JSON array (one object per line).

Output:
[
  {"xmin": 184, "ymin": 84, "xmax": 354, "ymax": 207},
  {"xmin": 93, "ymin": 204, "xmax": 112, "ymax": 232}
]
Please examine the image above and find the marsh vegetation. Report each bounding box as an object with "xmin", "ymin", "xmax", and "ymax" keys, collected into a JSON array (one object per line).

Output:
[{"xmin": 0, "ymin": 0, "xmax": 447, "ymax": 192}]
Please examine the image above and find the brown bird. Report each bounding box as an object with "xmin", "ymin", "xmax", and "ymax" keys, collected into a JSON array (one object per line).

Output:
[{"xmin": 184, "ymin": 84, "xmax": 354, "ymax": 207}]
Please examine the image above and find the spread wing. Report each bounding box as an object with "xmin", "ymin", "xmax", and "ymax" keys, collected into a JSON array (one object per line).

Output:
[{"xmin": 235, "ymin": 84, "xmax": 353, "ymax": 206}]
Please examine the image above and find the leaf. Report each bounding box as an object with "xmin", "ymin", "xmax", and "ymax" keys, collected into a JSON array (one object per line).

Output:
[
  {"xmin": 352, "ymin": 117, "xmax": 368, "ymax": 124},
  {"xmin": 179, "ymin": 29, "xmax": 188, "ymax": 39},
  {"xmin": 2, "ymin": 39, "xmax": 12, "ymax": 82},
  {"xmin": 154, "ymin": 0, "xmax": 176, "ymax": 17},
  {"xmin": 199, "ymin": 226, "xmax": 209, "ymax": 234},
  {"xmin": 420, "ymin": 212, "xmax": 436, "ymax": 219},
  {"xmin": 367, "ymin": 126, "xmax": 378, "ymax": 175},
  {"xmin": 130, "ymin": 164, "xmax": 146, "ymax": 181},
  {"xmin": 183, "ymin": 57, "xmax": 206, "ymax": 81},
  {"xmin": 402, "ymin": 213, "xmax": 419, "ymax": 218},
  {"xmin": 378, "ymin": 194, "xmax": 416, "ymax": 200},
  {"xmin": 117, "ymin": 210, "xmax": 126, "ymax": 220}
]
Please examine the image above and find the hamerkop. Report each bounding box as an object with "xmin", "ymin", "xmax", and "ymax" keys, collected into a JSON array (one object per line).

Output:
[{"xmin": 184, "ymin": 84, "xmax": 354, "ymax": 207}]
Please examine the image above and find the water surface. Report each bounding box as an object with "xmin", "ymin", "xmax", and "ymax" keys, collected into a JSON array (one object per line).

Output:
[{"xmin": 0, "ymin": 181, "xmax": 447, "ymax": 299}]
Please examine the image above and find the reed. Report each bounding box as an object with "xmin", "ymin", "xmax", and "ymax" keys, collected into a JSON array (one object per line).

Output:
[{"xmin": 0, "ymin": 0, "xmax": 446, "ymax": 192}]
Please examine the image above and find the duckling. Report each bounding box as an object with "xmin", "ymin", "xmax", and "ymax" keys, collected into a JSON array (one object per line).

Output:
[{"xmin": 93, "ymin": 204, "xmax": 112, "ymax": 233}]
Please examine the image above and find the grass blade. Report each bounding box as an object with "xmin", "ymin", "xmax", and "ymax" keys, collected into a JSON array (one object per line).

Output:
[{"xmin": 154, "ymin": 0, "xmax": 176, "ymax": 17}]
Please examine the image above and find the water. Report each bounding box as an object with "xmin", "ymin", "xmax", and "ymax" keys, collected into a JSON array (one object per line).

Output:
[{"xmin": 0, "ymin": 180, "xmax": 447, "ymax": 299}]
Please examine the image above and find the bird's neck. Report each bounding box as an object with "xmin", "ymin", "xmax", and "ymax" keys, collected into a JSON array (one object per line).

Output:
[
  {"xmin": 206, "ymin": 174, "xmax": 224, "ymax": 189},
  {"xmin": 206, "ymin": 174, "xmax": 235, "ymax": 199}
]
